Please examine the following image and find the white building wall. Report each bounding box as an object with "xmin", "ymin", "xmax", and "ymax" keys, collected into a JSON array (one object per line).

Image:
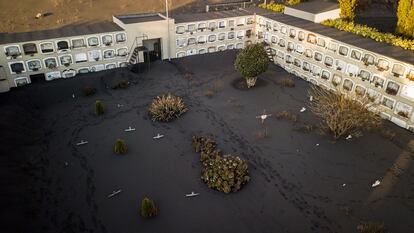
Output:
[{"xmin": 284, "ymin": 7, "xmax": 340, "ymax": 23}]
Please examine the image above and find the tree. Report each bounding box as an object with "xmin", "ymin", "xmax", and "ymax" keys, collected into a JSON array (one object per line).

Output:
[
  {"xmin": 396, "ymin": 0, "xmax": 414, "ymax": 38},
  {"xmin": 94, "ymin": 100, "xmax": 104, "ymax": 116},
  {"xmin": 338, "ymin": 0, "xmax": 358, "ymax": 21},
  {"xmin": 140, "ymin": 197, "xmax": 157, "ymax": 219},
  {"xmin": 234, "ymin": 43, "xmax": 269, "ymax": 88},
  {"xmin": 114, "ymin": 139, "xmax": 127, "ymax": 154}
]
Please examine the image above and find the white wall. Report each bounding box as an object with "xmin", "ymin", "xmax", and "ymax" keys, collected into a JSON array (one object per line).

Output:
[{"xmin": 284, "ymin": 7, "xmax": 340, "ymax": 23}]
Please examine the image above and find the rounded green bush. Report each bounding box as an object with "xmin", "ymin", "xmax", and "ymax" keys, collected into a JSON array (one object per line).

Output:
[{"xmin": 234, "ymin": 43, "xmax": 269, "ymax": 88}]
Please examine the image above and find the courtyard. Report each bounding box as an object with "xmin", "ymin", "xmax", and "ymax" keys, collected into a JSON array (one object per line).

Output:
[{"xmin": 1, "ymin": 51, "xmax": 414, "ymax": 233}]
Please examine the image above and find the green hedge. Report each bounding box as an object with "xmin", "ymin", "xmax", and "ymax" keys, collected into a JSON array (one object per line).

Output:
[
  {"xmin": 338, "ymin": 0, "xmax": 358, "ymax": 21},
  {"xmin": 258, "ymin": 3, "xmax": 285, "ymax": 13},
  {"xmin": 321, "ymin": 19, "xmax": 414, "ymax": 51}
]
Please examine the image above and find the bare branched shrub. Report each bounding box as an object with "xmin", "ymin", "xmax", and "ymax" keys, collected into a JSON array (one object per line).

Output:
[
  {"xmin": 277, "ymin": 77, "xmax": 295, "ymax": 87},
  {"xmin": 308, "ymin": 86, "xmax": 382, "ymax": 139},
  {"xmin": 276, "ymin": 111, "xmax": 298, "ymax": 122},
  {"xmin": 149, "ymin": 94, "xmax": 187, "ymax": 122}
]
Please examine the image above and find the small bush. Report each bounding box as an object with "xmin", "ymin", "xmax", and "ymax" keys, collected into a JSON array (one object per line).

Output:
[
  {"xmin": 286, "ymin": 0, "xmax": 301, "ymax": 6},
  {"xmin": 308, "ymin": 86, "xmax": 382, "ymax": 139},
  {"xmin": 83, "ymin": 87, "xmax": 96, "ymax": 97},
  {"xmin": 140, "ymin": 197, "xmax": 157, "ymax": 219},
  {"xmin": 112, "ymin": 80, "xmax": 129, "ymax": 89},
  {"xmin": 235, "ymin": 43, "xmax": 269, "ymax": 88},
  {"xmin": 94, "ymin": 100, "xmax": 104, "ymax": 116},
  {"xmin": 276, "ymin": 111, "xmax": 298, "ymax": 122},
  {"xmin": 357, "ymin": 222, "xmax": 385, "ymax": 233},
  {"xmin": 192, "ymin": 136, "xmax": 250, "ymax": 194},
  {"xmin": 149, "ymin": 94, "xmax": 187, "ymax": 122},
  {"xmin": 258, "ymin": 3, "xmax": 285, "ymax": 13},
  {"xmin": 114, "ymin": 139, "xmax": 127, "ymax": 154},
  {"xmin": 278, "ymin": 78, "xmax": 295, "ymax": 87},
  {"xmin": 321, "ymin": 19, "xmax": 414, "ymax": 51}
]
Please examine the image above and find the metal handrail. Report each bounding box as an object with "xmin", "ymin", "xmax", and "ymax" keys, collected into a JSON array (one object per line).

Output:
[{"xmin": 127, "ymin": 34, "xmax": 149, "ymax": 62}]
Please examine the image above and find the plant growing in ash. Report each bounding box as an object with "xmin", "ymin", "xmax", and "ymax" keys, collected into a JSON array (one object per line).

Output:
[
  {"xmin": 149, "ymin": 94, "xmax": 187, "ymax": 122},
  {"xmin": 94, "ymin": 100, "xmax": 104, "ymax": 116},
  {"xmin": 308, "ymin": 86, "xmax": 382, "ymax": 139},
  {"xmin": 140, "ymin": 197, "xmax": 157, "ymax": 219},
  {"xmin": 192, "ymin": 135, "xmax": 250, "ymax": 194},
  {"xmin": 234, "ymin": 43, "xmax": 269, "ymax": 88},
  {"xmin": 114, "ymin": 139, "xmax": 127, "ymax": 154}
]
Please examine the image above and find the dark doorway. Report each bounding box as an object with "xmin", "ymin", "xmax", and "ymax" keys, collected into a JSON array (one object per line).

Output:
[
  {"xmin": 143, "ymin": 38, "xmax": 162, "ymax": 62},
  {"xmin": 29, "ymin": 73, "xmax": 46, "ymax": 83}
]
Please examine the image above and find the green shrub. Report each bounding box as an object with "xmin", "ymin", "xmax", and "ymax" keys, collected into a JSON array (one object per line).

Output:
[
  {"xmin": 114, "ymin": 139, "xmax": 127, "ymax": 154},
  {"xmin": 396, "ymin": 0, "xmax": 414, "ymax": 38},
  {"xmin": 234, "ymin": 43, "xmax": 269, "ymax": 88},
  {"xmin": 83, "ymin": 87, "xmax": 96, "ymax": 96},
  {"xmin": 339, "ymin": 0, "xmax": 358, "ymax": 21},
  {"xmin": 140, "ymin": 197, "xmax": 157, "ymax": 219},
  {"xmin": 286, "ymin": 0, "xmax": 301, "ymax": 6},
  {"xmin": 94, "ymin": 100, "xmax": 104, "ymax": 116},
  {"xmin": 321, "ymin": 19, "xmax": 414, "ymax": 51},
  {"xmin": 258, "ymin": 3, "xmax": 285, "ymax": 13},
  {"xmin": 149, "ymin": 94, "xmax": 187, "ymax": 122},
  {"xmin": 192, "ymin": 136, "xmax": 250, "ymax": 194}
]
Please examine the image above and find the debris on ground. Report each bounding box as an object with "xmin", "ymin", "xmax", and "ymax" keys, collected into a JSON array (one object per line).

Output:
[
  {"xmin": 76, "ymin": 140, "xmax": 88, "ymax": 146},
  {"xmin": 315, "ymin": 143, "xmax": 319, "ymax": 146},
  {"xmin": 309, "ymin": 95, "xmax": 313, "ymax": 101},
  {"xmin": 185, "ymin": 191, "xmax": 200, "ymax": 197},
  {"xmin": 107, "ymin": 190, "xmax": 122, "ymax": 198},
  {"xmin": 256, "ymin": 109, "xmax": 272, "ymax": 124},
  {"xmin": 124, "ymin": 126, "xmax": 136, "ymax": 132},
  {"xmin": 72, "ymin": 93, "xmax": 75, "ymax": 98},
  {"xmin": 300, "ymin": 107, "xmax": 306, "ymax": 113},
  {"xmin": 153, "ymin": 133, "xmax": 164, "ymax": 139},
  {"xmin": 372, "ymin": 180, "xmax": 381, "ymax": 188},
  {"xmin": 346, "ymin": 135, "xmax": 352, "ymax": 140}
]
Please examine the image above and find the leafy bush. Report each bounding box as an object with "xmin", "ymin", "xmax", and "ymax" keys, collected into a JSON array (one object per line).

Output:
[
  {"xmin": 277, "ymin": 77, "xmax": 295, "ymax": 87},
  {"xmin": 308, "ymin": 86, "xmax": 382, "ymax": 139},
  {"xmin": 286, "ymin": 0, "xmax": 301, "ymax": 6},
  {"xmin": 140, "ymin": 197, "xmax": 157, "ymax": 219},
  {"xmin": 357, "ymin": 222, "xmax": 385, "ymax": 233},
  {"xmin": 94, "ymin": 100, "xmax": 104, "ymax": 116},
  {"xmin": 192, "ymin": 136, "xmax": 250, "ymax": 194},
  {"xmin": 339, "ymin": 0, "xmax": 358, "ymax": 21},
  {"xmin": 83, "ymin": 87, "xmax": 96, "ymax": 97},
  {"xmin": 258, "ymin": 3, "xmax": 285, "ymax": 13},
  {"xmin": 149, "ymin": 94, "xmax": 187, "ymax": 122},
  {"xmin": 114, "ymin": 139, "xmax": 127, "ymax": 154},
  {"xmin": 321, "ymin": 19, "xmax": 414, "ymax": 51},
  {"xmin": 396, "ymin": 0, "xmax": 414, "ymax": 38},
  {"xmin": 234, "ymin": 43, "xmax": 269, "ymax": 88}
]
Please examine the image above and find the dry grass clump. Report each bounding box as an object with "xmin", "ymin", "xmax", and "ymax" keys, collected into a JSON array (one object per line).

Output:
[
  {"xmin": 276, "ymin": 111, "xmax": 298, "ymax": 122},
  {"xmin": 112, "ymin": 80, "xmax": 129, "ymax": 89},
  {"xmin": 192, "ymin": 135, "xmax": 250, "ymax": 194},
  {"xmin": 204, "ymin": 90, "xmax": 215, "ymax": 98},
  {"xmin": 380, "ymin": 129, "xmax": 397, "ymax": 141},
  {"xmin": 357, "ymin": 222, "xmax": 385, "ymax": 233},
  {"xmin": 295, "ymin": 123, "xmax": 316, "ymax": 133},
  {"xmin": 309, "ymin": 86, "xmax": 382, "ymax": 139},
  {"xmin": 149, "ymin": 94, "xmax": 187, "ymax": 122},
  {"xmin": 277, "ymin": 77, "xmax": 295, "ymax": 87}
]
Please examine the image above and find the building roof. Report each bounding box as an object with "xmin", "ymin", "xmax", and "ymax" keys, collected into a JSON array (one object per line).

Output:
[
  {"xmin": 115, "ymin": 13, "xmax": 165, "ymax": 24},
  {"xmin": 173, "ymin": 7, "xmax": 270, "ymax": 24},
  {"xmin": 0, "ymin": 21, "xmax": 124, "ymax": 45},
  {"xmin": 262, "ymin": 12, "xmax": 414, "ymax": 66},
  {"xmin": 286, "ymin": 0, "xmax": 339, "ymax": 14}
]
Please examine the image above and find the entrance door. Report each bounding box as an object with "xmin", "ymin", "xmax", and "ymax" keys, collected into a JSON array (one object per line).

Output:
[{"xmin": 143, "ymin": 38, "xmax": 162, "ymax": 62}]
